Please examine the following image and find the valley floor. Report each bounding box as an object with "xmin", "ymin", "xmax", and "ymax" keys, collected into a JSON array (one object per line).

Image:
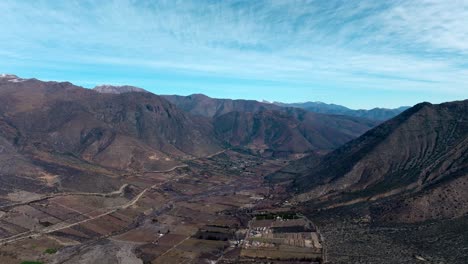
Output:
[
  {"xmin": 1, "ymin": 149, "xmax": 467, "ymax": 264},
  {"xmin": 0, "ymin": 150, "xmax": 290, "ymax": 264},
  {"xmin": 308, "ymin": 207, "xmax": 468, "ymax": 264}
]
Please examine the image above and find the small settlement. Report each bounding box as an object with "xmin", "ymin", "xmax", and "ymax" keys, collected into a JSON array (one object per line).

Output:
[{"xmin": 241, "ymin": 212, "xmax": 324, "ymax": 263}]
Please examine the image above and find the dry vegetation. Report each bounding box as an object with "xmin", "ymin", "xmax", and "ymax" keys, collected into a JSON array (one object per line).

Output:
[{"xmin": 0, "ymin": 150, "xmax": 288, "ymax": 264}]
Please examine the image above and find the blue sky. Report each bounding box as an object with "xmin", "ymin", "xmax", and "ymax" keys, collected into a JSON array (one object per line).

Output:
[{"xmin": 1, "ymin": 0, "xmax": 467, "ymax": 109}]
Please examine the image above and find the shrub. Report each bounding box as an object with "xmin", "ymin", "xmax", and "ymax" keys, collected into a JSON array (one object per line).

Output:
[{"xmin": 44, "ymin": 248, "xmax": 58, "ymax": 254}]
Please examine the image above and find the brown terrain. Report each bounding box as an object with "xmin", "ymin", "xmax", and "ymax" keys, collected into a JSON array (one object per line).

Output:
[
  {"xmin": 291, "ymin": 100, "xmax": 468, "ymax": 222},
  {"xmin": 162, "ymin": 94, "xmax": 281, "ymax": 118},
  {"xmin": 0, "ymin": 75, "xmax": 221, "ymax": 176},
  {"xmin": 0, "ymin": 74, "xmax": 467, "ymax": 264},
  {"xmin": 0, "ymin": 147, "xmax": 289, "ymax": 264},
  {"xmin": 270, "ymin": 100, "xmax": 468, "ymax": 263},
  {"xmin": 214, "ymin": 109, "xmax": 377, "ymax": 156},
  {"xmin": 164, "ymin": 93, "xmax": 378, "ymax": 156},
  {"xmin": 0, "ymin": 75, "xmax": 347, "ymax": 263}
]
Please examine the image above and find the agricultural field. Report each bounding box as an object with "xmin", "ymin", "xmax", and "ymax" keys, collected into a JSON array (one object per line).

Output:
[
  {"xmin": 0, "ymin": 150, "xmax": 293, "ymax": 264},
  {"xmin": 239, "ymin": 213, "xmax": 324, "ymax": 263}
]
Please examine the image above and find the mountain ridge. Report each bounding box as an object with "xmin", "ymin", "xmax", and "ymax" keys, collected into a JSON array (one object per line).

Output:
[
  {"xmin": 93, "ymin": 84, "xmax": 149, "ymax": 94},
  {"xmin": 284, "ymin": 100, "xmax": 468, "ymax": 223},
  {"xmin": 274, "ymin": 101, "xmax": 410, "ymax": 121},
  {"xmin": 163, "ymin": 93, "xmax": 379, "ymax": 155},
  {"xmin": 162, "ymin": 93, "xmax": 281, "ymax": 118},
  {"xmin": 0, "ymin": 77, "xmax": 222, "ymax": 177},
  {"xmin": 0, "ymin": 75, "xmax": 378, "ymax": 174}
]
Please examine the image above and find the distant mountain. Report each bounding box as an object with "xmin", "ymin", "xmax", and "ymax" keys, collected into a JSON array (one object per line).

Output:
[
  {"xmin": 93, "ymin": 84, "xmax": 149, "ymax": 94},
  {"xmin": 162, "ymin": 94, "xmax": 281, "ymax": 118},
  {"xmin": 0, "ymin": 76, "xmax": 221, "ymax": 178},
  {"xmin": 275, "ymin": 101, "xmax": 410, "ymax": 121},
  {"xmin": 214, "ymin": 108, "xmax": 378, "ymax": 156},
  {"xmin": 163, "ymin": 94, "xmax": 379, "ymax": 155},
  {"xmin": 0, "ymin": 75, "xmax": 379, "ymax": 179},
  {"xmin": 286, "ymin": 100, "xmax": 468, "ymax": 223}
]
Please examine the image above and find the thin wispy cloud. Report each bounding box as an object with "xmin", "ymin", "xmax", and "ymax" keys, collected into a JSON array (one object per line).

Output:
[{"xmin": 0, "ymin": 0, "xmax": 466, "ymax": 108}]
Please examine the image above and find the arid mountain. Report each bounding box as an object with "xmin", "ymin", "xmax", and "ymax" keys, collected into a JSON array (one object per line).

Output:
[
  {"xmin": 275, "ymin": 101, "xmax": 410, "ymax": 121},
  {"xmin": 162, "ymin": 94, "xmax": 281, "ymax": 118},
  {"xmin": 288, "ymin": 100, "xmax": 468, "ymax": 223},
  {"xmin": 0, "ymin": 75, "xmax": 465, "ymax": 264},
  {"xmin": 93, "ymin": 84, "xmax": 149, "ymax": 94},
  {"xmin": 214, "ymin": 108, "xmax": 378, "ymax": 156},
  {"xmin": 164, "ymin": 93, "xmax": 379, "ymax": 155},
  {"xmin": 0, "ymin": 75, "xmax": 378, "ymax": 181},
  {"xmin": 0, "ymin": 75, "xmax": 221, "ymax": 176},
  {"xmin": 103, "ymin": 91, "xmax": 379, "ymax": 155}
]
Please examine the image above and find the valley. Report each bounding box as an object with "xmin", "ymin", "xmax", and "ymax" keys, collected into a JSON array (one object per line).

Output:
[
  {"xmin": 0, "ymin": 75, "xmax": 466, "ymax": 264},
  {"xmin": 0, "ymin": 150, "xmax": 295, "ymax": 264},
  {"xmin": 2, "ymin": 1, "xmax": 468, "ymax": 263}
]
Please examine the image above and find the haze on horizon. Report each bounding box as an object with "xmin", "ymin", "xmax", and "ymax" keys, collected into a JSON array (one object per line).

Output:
[{"xmin": 1, "ymin": 0, "xmax": 467, "ymax": 109}]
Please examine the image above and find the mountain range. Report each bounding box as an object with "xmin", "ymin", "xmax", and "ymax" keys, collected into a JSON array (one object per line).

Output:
[
  {"xmin": 0, "ymin": 75, "xmax": 377, "ymax": 180},
  {"xmin": 0, "ymin": 74, "xmax": 466, "ymax": 263},
  {"xmin": 162, "ymin": 93, "xmax": 378, "ymax": 155},
  {"xmin": 162, "ymin": 93, "xmax": 280, "ymax": 118},
  {"xmin": 274, "ymin": 101, "xmax": 410, "ymax": 121},
  {"xmin": 0, "ymin": 75, "xmax": 220, "ymax": 185},
  {"xmin": 272, "ymin": 99, "xmax": 468, "ymax": 224}
]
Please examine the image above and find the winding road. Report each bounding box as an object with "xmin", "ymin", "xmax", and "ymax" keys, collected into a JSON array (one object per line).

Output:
[{"xmin": 0, "ymin": 181, "xmax": 164, "ymax": 245}]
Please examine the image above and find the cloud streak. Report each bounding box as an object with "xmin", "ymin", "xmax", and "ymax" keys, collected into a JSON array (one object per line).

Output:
[{"xmin": 0, "ymin": 0, "xmax": 467, "ymax": 108}]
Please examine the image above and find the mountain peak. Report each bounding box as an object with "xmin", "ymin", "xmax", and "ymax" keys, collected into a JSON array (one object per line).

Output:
[
  {"xmin": 275, "ymin": 101, "xmax": 410, "ymax": 121},
  {"xmin": 0, "ymin": 74, "xmax": 25, "ymax": 83},
  {"xmin": 93, "ymin": 84, "xmax": 148, "ymax": 94},
  {"xmin": 289, "ymin": 99, "xmax": 468, "ymax": 223},
  {"xmin": 0, "ymin": 73, "xmax": 18, "ymax": 78}
]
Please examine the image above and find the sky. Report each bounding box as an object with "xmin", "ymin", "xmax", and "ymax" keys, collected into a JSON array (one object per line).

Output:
[{"xmin": 0, "ymin": 0, "xmax": 467, "ymax": 109}]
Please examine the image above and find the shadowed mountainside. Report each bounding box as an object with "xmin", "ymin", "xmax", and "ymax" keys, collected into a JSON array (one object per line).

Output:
[
  {"xmin": 163, "ymin": 93, "xmax": 379, "ymax": 155},
  {"xmin": 214, "ymin": 108, "xmax": 378, "ymax": 156},
  {"xmin": 162, "ymin": 93, "xmax": 280, "ymax": 118},
  {"xmin": 0, "ymin": 75, "xmax": 221, "ymax": 177},
  {"xmin": 0, "ymin": 75, "xmax": 383, "ymax": 196},
  {"xmin": 284, "ymin": 100, "xmax": 468, "ymax": 223}
]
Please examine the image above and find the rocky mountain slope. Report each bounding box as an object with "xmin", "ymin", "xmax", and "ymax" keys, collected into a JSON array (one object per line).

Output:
[
  {"xmin": 287, "ymin": 100, "xmax": 468, "ymax": 223},
  {"xmin": 162, "ymin": 93, "xmax": 280, "ymax": 118},
  {"xmin": 97, "ymin": 90, "xmax": 380, "ymax": 155},
  {"xmin": 214, "ymin": 108, "xmax": 378, "ymax": 156},
  {"xmin": 163, "ymin": 93, "xmax": 379, "ymax": 155},
  {"xmin": 0, "ymin": 76, "xmax": 379, "ymax": 177},
  {"xmin": 0, "ymin": 75, "xmax": 386, "ymax": 177},
  {"xmin": 275, "ymin": 101, "xmax": 409, "ymax": 121},
  {"xmin": 0, "ymin": 75, "xmax": 221, "ymax": 177}
]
